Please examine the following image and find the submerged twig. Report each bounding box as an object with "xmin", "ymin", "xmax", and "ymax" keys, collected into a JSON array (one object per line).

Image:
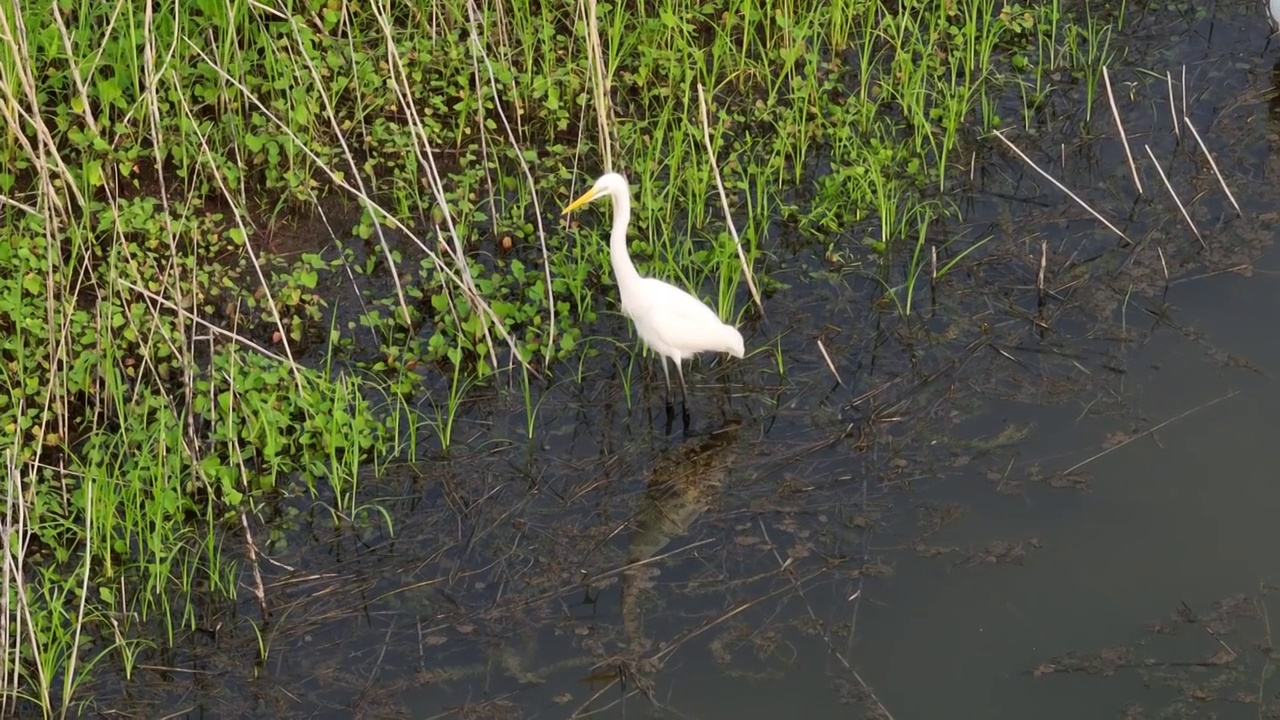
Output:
[
  {"xmin": 1183, "ymin": 116, "xmax": 1242, "ymax": 217},
  {"xmin": 1169, "ymin": 264, "xmax": 1252, "ymax": 285},
  {"xmin": 240, "ymin": 512, "xmax": 269, "ymax": 620},
  {"xmin": 1181, "ymin": 65, "xmax": 1188, "ymax": 125},
  {"xmin": 1143, "ymin": 144, "xmax": 1204, "ymax": 248},
  {"xmin": 816, "ymin": 339, "xmax": 843, "ymax": 386},
  {"xmin": 646, "ymin": 569, "xmax": 826, "ymax": 666},
  {"xmin": 1178, "ymin": 600, "xmax": 1238, "ymax": 661},
  {"xmin": 1037, "ymin": 239, "xmax": 1047, "ymax": 303},
  {"xmin": 1061, "ymin": 389, "xmax": 1240, "ymax": 476},
  {"xmin": 991, "ymin": 130, "xmax": 1132, "ymax": 245},
  {"xmin": 696, "ymin": 83, "xmax": 765, "ymax": 318},
  {"xmin": 1103, "ymin": 66, "xmax": 1142, "ymax": 195}
]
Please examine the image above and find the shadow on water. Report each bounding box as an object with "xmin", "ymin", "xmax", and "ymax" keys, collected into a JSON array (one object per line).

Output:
[{"xmin": 82, "ymin": 6, "xmax": 1280, "ymax": 720}]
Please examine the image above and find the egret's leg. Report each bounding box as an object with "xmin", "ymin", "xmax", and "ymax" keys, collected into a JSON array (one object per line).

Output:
[
  {"xmin": 674, "ymin": 361, "xmax": 690, "ymax": 435},
  {"xmin": 675, "ymin": 361, "xmax": 689, "ymax": 407},
  {"xmin": 659, "ymin": 357, "xmax": 676, "ymax": 434}
]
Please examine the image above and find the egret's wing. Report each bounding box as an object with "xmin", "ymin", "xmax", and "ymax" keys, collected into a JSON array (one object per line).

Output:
[{"xmin": 632, "ymin": 278, "xmax": 729, "ymax": 353}]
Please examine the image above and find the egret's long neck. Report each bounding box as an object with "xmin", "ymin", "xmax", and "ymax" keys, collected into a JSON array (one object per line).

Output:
[{"xmin": 609, "ymin": 189, "xmax": 641, "ymax": 292}]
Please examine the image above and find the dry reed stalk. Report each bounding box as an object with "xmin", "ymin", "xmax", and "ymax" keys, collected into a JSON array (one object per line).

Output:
[
  {"xmin": 816, "ymin": 339, "xmax": 843, "ymax": 386},
  {"xmin": 696, "ymin": 83, "xmax": 766, "ymax": 318},
  {"xmin": 1183, "ymin": 116, "xmax": 1242, "ymax": 217},
  {"xmin": 1143, "ymin": 144, "xmax": 1204, "ymax": 248},
  {"xmin": 466, "ymin": 0, "xmax": 558, "ymax": 360},
  {"xmin": 584, "ymin": 0, "xmax": 614, "ymax": 171},
  {"xmin": 168, "ymin": 82, "xmax": 304, "ymax": 392},
  {"xmin": 991, "ymin": 130, "xmax": 1132, "ymax": 245},
  {"xmin": 119, "ymin": 280, "xmax": 302, "ymax": 370},
  {"xmin": 1103, "ymin": 66, "xmax": 1142, "ymax": 195}
]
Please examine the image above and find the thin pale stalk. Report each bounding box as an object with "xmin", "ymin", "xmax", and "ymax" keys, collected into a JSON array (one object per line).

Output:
[
  {"xmin": 60, "ymin": 480, "xmax": 93, "ymax": 720},
  {"xmin": 1143, "ymin": 144, "xmax": 1203, "ymax": 248},
  {"xmin": 1102, "ymin": 66, "xmax": 1141, "ymax": 195},
  {"xmin": 466, "ymin": 0, "xmax": 557, "ymax": 362},
  {"xmin": 118, "ymin": 280, "xmax": 301, "ymax": 370},
  {"xmin": 367, "ymin": 10, "xmax": 514, "ymax": 370},
  {"xmin": 696, "ymin": 84, "xmax": 765, "ymax": 317},
  {"xmin": 283, "ymin": 15, "xmax": 413, "ymax": 332},
  {"xmin": 169, "ymin": 81, "xmax": 304, "ymax": 394},
  {"xmin": 991, "ymin": 130, "xmax": 1131, "ymax": 245},
  {"xmin": 816, "ymin": 340, "xmax": 843, "ymax": 386},
  {"xmin": 1165, "ymin": 71, "xmax": 1179, "ymax": 139},
  {"xmin": 1182, "ymin": 117, "xmax": 1241, "ymax": 217},
  {"xmin": 583, "ymin": 0, "xmax": 614, "ymax": 170}
]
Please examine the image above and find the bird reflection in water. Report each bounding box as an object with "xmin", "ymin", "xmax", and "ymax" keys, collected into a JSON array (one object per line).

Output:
[
  {"xmin": 620, "ymin": 417, "xmax": 742, "ymax": 654},
  {"xmin": 1271, "ymin": 58, "xmax": 1280, "ymax": 120}
]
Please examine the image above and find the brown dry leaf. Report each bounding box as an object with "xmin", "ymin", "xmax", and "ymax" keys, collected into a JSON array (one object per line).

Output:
[
  {"xmin": 915, "ymin": 544, "xmax": 953, "ymax": 558},
  {"xmin": 1046, "ymin": 472, "xmax": 1089, "ymax": 489},
  {"xmin": 856, "ymin": 561, "xmax": 893, "ymax": 577},
  {"xmin": 1189, "ymin": 687, "xmax": 1212, "ymax": 702},
  {"xmin": 1097, "ymin": 646, "xmax": 1132, "ymax": 676},
  {"xmin": 1120, "ymin": 703, "xmax": 1146, "ymax": 719},
  {"xmin": 1033, "ymin": 663, "xmax": 1056, "ymax": 678},
  {"xmin": 964, "ymin": 540, "xmax": 1030, "ymax": 566},
  {"xmin": 1102, "ymin": 430, "xmax": 1134, "ymax": 449},
  {"xmin": 1205, "ymin": 649, "xmax": 1236, "ymax": 665},
  {"xmin": 850, "ymin": 514, "xmax": 874, "ymax": 528},
  {"xmin": 710, "ymin": 636, "xmax": 733, "ymax": 665}
]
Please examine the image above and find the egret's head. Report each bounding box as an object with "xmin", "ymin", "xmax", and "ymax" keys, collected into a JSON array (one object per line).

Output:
[
  {"xmin": 561, "ymin": 172, "xmax": 630, "ymax": 215},
  {"xmin": 724, "ymin": 327, "xmax": 746, "ymax": 359}
]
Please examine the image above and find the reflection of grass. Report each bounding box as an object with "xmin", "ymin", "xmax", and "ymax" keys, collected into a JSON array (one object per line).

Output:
[{"xmin": 0, "ymin": 0, "xmax": 1111, "ymax": 712}]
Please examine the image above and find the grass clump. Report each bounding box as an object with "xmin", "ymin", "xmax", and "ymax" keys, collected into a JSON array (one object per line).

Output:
[{"xmin": 0, "ymin": 0, "xmax": 1115, "ymax": 714}]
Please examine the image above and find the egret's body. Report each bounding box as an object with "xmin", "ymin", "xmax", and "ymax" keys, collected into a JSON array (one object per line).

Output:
[{"xmin": 562, "ymin": 173, "xmax": 745, "ymax": 410}]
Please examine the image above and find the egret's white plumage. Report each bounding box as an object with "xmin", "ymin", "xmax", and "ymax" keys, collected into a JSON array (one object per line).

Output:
[{"xmin": 562, "ymin": 173, "xmax": 745, "ymax": 406}]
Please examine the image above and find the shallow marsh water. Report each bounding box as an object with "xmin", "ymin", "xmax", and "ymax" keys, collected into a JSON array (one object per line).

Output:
[{"xmin": 83, "ymin": 7, "xmax": 1280, "ymax": 720}]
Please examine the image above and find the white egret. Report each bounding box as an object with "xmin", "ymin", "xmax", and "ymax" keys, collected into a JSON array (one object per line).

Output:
[{"xmin": 561, "ymin": 173, "xmax": 745, "ymax": 412}]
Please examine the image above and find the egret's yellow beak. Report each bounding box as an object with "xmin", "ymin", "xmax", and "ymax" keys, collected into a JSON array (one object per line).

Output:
[{"xmin": 561, "ymin": 188, "xmax": 599, "ymax": 215}]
